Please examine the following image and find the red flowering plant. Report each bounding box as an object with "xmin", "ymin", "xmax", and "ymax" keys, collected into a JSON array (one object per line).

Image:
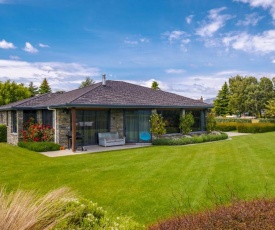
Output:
[{"xmin": 21, "ymin": 117, "xmax": 54, "ymax": 142}]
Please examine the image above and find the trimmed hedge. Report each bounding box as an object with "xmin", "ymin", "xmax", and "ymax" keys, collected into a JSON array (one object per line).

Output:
[
  {"xmin": 216, "ymin": 122, "xmax": 237, "ymax": 132},
  {"xmin": 258, "ymin": 118, "xmax": 275, "ymax": 123},
  {"xmin": 237, "ymin": 123, "xmax": 275, "ymax": 133},
  {"xmin": 152, "ymin": 133, "xmax": 228, "ymax": 145},
  {"xmin": 215, "ymin": 118, "xmax": 252, "ymax": 123},
  {"xmin": 18, "ymin": 142, "xmax": 60, "ymax": 152},
  {"xmin": 0, "ymin": 125, "xmax": 7, "ymax": 142}
]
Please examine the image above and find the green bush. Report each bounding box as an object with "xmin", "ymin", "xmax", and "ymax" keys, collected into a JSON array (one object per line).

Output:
[
  {"xmin": 215, "ymin": 118, "xmax": 252, "ymax": 123},
  {"xmin": 216, "ymin": 122, "xmax": 237, "ymax": 131},
  {"xmin": 0, "ymin": 125, "xmax": 7, "ymax": 142},
  {"xmin": 18, "ymin": 142, "xmax": 60, "ymax": 152},
  {"xmin": 237, "ymin": 123, "xmax": 275, "ymax": 133},
  {"xmin": 258, "ymin": 118, "xmax": 275, "ymax": 123},
  {"xmin": 55, "ymin": 197, "xmax": 143, "ymax": 230},
  {"xmin": 152, "ymin": 133, "xmax": 228, "ymax": 145}
]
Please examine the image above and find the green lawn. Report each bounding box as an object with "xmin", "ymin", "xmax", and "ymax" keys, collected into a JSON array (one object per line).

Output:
[{"xmin": 1, "ymin": 132, "xmax": 275, "ymax": 225}]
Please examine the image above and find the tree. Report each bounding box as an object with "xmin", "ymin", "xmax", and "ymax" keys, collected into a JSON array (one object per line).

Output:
[
  {"xmin": 179, "ymin": 113, "xmax": 194, "ymax": 134},
  {"xmin": 149, "ymin": 113, "xmax": 166, "ymax": 138},
  {"xmin": 214, "ymin": 82, "xmax": 231, "ymax": 116},
  {"xmin": 39, "ymin": 78, "xmax": 51, "ymax": 94},
  {"xmin": 265, "ymin": 99, "xmax": 275, "ymax": 118},
  {"xmin": 0, "ymin": 80, "xmax": 31, "ymax": 106},
  {"xmin": 28, "ymin": 82, "xmax": 39, "ymax": 97},
  {"xmin": 151, "ymin": 81, "xmax": 160, "ymax": 90},
  {"xmin": 79, "ymin": 77, "xmax": 95, "ymax": 89}
]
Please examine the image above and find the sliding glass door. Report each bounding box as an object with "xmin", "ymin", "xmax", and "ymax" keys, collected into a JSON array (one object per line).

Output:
[
  {"xmin": 76, "ymin": 110, "xmax": 109, "ymax": 145},
  {"xmin": 124, "ymin": 110, "xmax": 151, "ymax": 143}
]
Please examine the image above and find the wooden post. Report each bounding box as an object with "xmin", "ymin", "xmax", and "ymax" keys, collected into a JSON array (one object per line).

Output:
[{"xmin": 71, "ymin": 108, "xmax": 76, "ymax": 152}]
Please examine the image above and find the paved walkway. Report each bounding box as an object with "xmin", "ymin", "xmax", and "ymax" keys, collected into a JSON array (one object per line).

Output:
[
  {"xmin": 41, "ymin": 143, "xmax": 152, "ymax": 157},
  {"xmin": 225, "ymin": 132, "xmax": 251, "ymax": 137}
]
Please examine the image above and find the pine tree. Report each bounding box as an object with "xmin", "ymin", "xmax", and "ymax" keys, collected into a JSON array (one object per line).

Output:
[
  {"xmin": 214, "ymin": 82, "xmax": 231, "ymax": 116},
  {"xmin": 39, "ymin": 78, "xmax": 51, "ymax": 94},
  {"xmin": 79, "ymin": 77, "xmax": 95, "ymax": 88},
  {"xmin": 28, "ymin": 82, "xmax": 39, "ymax": 96},
  {"xmin": 151, "ymin": 81, "xmax": 160, "ymax": 90}
]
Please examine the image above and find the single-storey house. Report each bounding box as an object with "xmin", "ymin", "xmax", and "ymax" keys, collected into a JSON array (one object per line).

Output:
[{"xmin": 0, "ymin": 77, "xmax": 212, "ymax": 151}]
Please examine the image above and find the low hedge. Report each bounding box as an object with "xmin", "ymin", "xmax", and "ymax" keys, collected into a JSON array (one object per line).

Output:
[
  {"xmin": 216, "ymin": 122, "xmax": 237, "ymax": 132},
  {"xmin": 258, "ymin": 118, "xmax": 275, "ymax": 123},
  {"xmin": 215, "ymin": 118, "xmax": 252, "ymax": 123},
  {"xmin": 0, "ymin": 124, "xmax": 7, "ymax": 142},
  {"xmin": 152, "ymin": 133, "xmax": 228, "ymax": 145},
  {"xmin": 237, "ymin": 123, "xmax": 275, "ymax": 133},
  {"xmin": 18, "ymin": 142, "xmax": 61, "ymax": 152}
]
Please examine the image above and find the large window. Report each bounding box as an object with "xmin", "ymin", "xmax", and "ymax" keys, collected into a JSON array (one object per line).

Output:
[
  {"xmin": 157, "ymin": 110, "xmax": 181, "ymax": 133},
  {"xmin": 11, "ymin": 111, "xmax": 17, "ymax": 133},
  {"xmin": 23, "ymin": 110, "xmax": 37, "ymax": 126},
  {"xmin": 75, "ymin": 110, "xmax": 109, "ymax": 145},
  {"xmin": 42, "ymin": 110, "xmax": 53, "ymax": 128}
]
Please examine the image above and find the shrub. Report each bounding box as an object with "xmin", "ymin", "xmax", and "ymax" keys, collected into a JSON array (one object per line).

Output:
[
  {"xmin": 179, "ymin": 113, "xmax": 195, "ymax": 134},
  {"xmin": 216, "ymin": 122, "xmax": 237, "ymax": 131},
  {"xmin": 150, "ymin": 113, "xmax": 166, "ymax": 138},
  {"xmin": 206, "ymin": 112, "xmax": 216, "ymax": 133},
  {"xmin": 149, "ymin": 198, "xmax": 275, "ymax": 230},
  {"xmin": 152, "ymin": 133, "xmax": 228, "ymax": 145},
  {"xmin": 258, "ymin": 118, "xmax": 275, "ymax": 123},
  {"xmin": 18, "ymin": 141, "xmax": 60, "ymax": 152},
  {"xmin": 237, "ymin": 123, "xmax": 275, "ymax": 133},
  {"xmin": 0, "ymin": 124, "xmax": 7, "ymax": 142},
  {"xmin": 215, "ymin": 118, "xmax": 252, "ymax": 123},
  {"xmin": 22, "ymin": 117, "xmax": 54, "ymax": 142}
]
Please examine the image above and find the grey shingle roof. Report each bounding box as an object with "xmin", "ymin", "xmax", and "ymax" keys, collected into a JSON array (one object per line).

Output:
[{"xmin": 0, "ymin": 80, "xmax": 212, "ymax": 110}]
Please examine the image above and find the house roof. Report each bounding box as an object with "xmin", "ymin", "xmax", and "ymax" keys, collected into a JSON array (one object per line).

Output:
[{"xmin": 0, "ymin": 80, "xmax": 212, "ymax": 110}]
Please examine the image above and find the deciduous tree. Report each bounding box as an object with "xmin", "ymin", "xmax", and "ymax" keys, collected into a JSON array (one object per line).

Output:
[{"xmin": 79, "ymin": 77, "xmax": 95, "ymax": 88}]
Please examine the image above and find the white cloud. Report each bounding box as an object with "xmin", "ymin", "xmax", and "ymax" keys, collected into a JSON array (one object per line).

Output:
[
  {"xmin": 196, "ymin": 7, "xmax": 233, "ymax": 37},
  {"xmin": 39, "ymin": 43, "xmax": 49, "ymax": 48},
  {"xmin": 140, "ymin": 38, "xmax": 149, "ymax": 43},
  {"xmin": 164, "ymin": 30, "xmax": 186, "ymax": 42},
  {"xmin": 165, "ymin": 69, "xmax": 185, "ymax": 74},
  {"xmin": 9, "ymin": 55, "xmax": 20, "ymax": 60},
  {"xmin": 124, "ymin": 36, "xmax": 149, "ymax": 46},
  {"xmin": 234, "ymin": 0, "xmax": 275, "ymax": 19},
  {"xmin": 23, "ymin": 42, "xmax": 38, "ymax": 53},
  {"xmin": 223, "ymin": 30, "xmax": 275, "ymax": 53},
  {"xmin": 0, "ymin": 59, "xmax": 101, "ymax": 91},
  {"xmin": 0, "ymin": 39, "xmax": 16, "ymax": 49},
  {"xmin": 186, "ymin": 15, "xmax": 194, "ymax": 24},
  {"xmin": 236, "ymin": 13, "xmax": 264, "ymax": 26},
  {"xmin": 272, "ymin": 60, "xmax": 275, "ymax": 63}
]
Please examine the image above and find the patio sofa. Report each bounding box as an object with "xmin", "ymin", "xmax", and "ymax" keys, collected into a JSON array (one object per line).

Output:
[{"xmin": 98, "ymin": 132, "xmax": 125, "ymax": 147}]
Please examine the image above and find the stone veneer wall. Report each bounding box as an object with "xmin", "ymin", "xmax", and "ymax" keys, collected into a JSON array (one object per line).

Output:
[
  {"xmin": 6, "ymin": 110, "xmax": 23, "ymax": 145},
  {"xmin": 56, "ymin": 109, "xmax": 70, "ymax": 147},
  {"xmin": 109, "ymin": 109, "xmax": 124, "ymax": 137}
]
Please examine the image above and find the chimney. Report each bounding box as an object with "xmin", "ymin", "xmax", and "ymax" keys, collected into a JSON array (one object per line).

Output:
[
  {"xmin": 102, "ymin": 74, "xmax": 106, "ymax": 86},
  {"xmin": 200, "ymin": 96, "xmax": 203, "ymax": 101}
]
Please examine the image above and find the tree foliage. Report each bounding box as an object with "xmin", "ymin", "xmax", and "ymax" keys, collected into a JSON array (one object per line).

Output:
[
  {"xmin": 149, "ymin": 113, "xmax": 166, "ymax": 138},
  {"xmin": 0, "ymin": 80, "xmax": 31, "ymax": 106},
  {"xmin": 265, "ymin": 99, "xmax": 275, "ymax": 118},
  {"xmin": 28, "ymin": 81, "xmax": 39, "ymax": 97},
  {"xmin": 179, "ymin": 113, "xmax": 195, "ymax": 134},
  {"xmin": 214, "ymin": 82, "xmax": 230, "ymax": 116},
  {"xmin": 206, "ymin": 111, "xmax": 217, "ymax": 133},
  {"xmin": 151, "ymin": 81, "xmax": 160, "ymax": 90},
  {"xmin": 215, "ymin": 75, "xmax": 275, "ymax": 118},
  {"xmin": 39, "ymin": 78, "xmax": 51, "ymax": 94},
  {"xmin": 79, "ymin": 76, "xmax": 95, "ymax": 88}
]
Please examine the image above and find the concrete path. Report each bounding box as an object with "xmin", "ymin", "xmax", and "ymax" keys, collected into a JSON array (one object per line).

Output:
[
  {"xmin": 225, "ymin": 132, "xmax": 251, "ymax": 137},
  {"xmin": 41, "ymin": 143, "xmax": 151, "ymax": 157}
]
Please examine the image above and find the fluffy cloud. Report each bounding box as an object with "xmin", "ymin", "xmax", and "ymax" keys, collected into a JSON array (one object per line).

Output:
[
  {"xmin": 186, "ymin": 15, "xmax": 194, "ymax": 24},
  {"xmin": 23, "ymin": 42, "xmax": 38, "ymax": 53},
  {"xmin": 0, "ymin": 39, "xmax": 16, "ymax": 49},
  {"xmin": 223, "ymin": 30, "xmax": 275, "ymax": 53},
  {"xmin": 39, "ymin": 43, "xmax": 49, "ymax": 48},
  {"xmin": 234, "ymin": 0, "xmax": 275, "ymax": 19},
  {"xmin": 196, "ymin": 7, "xmax": 233, "ymax": 37},
  {"xmin": 236, "ymin": 13, "xmax": 264, "ymax": 26},
  {"xmin": 124, "ymin": 36, "xmax": 150, "ymax": 46},
  {"xmin": 164, "ymin": 30, "xmax": 186, "ymax": 42},
  {"xmin": 0, "ymin": 59, "xmax": 101, "ymax": 91},
  {"xmin": 9, "ymin": 55, "xmax": 20, "ymax": 60}
]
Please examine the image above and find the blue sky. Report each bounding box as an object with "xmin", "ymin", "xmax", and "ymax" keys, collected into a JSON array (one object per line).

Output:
[{"xmin": 1, "ymin": 0, "xmax": 275, "ymax": 99}]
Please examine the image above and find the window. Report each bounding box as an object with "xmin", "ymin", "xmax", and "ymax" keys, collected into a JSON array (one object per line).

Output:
[
  {"xmin": 23, "ymin": 110, "xmax": 37, "ymax": 127},
  {"xmin": 42, "ymin": 110, "xmax": 53, "ymax": 128},
  {"xmin": 11, "ymin": 111, "xmax": 17, "ymax": 133}
]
